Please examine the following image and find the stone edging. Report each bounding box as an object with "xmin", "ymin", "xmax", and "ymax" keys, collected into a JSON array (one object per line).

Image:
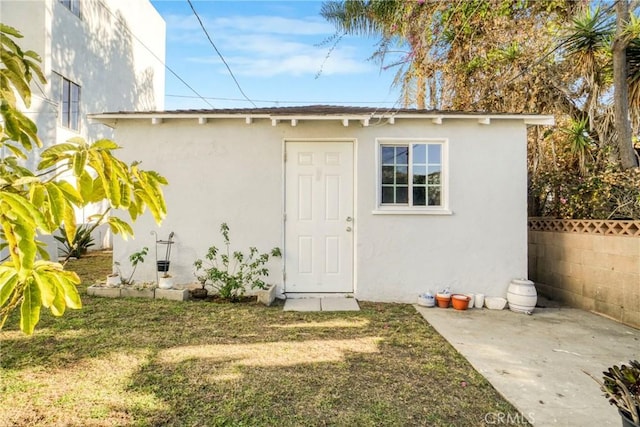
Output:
[{"xmin": 87, "ymin": 285, "xmax": 189, "ymax": 301}]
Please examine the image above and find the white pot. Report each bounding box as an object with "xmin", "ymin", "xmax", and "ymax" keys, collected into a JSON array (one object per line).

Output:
[
  {"xmin": 465, "ymin": 293, "xmax": 475, "ymax": 308},
  {"xmin": 474, "ymin": 293, "xmax": 485, "ymax": 308},
  {"xmin": 106, "ymin": 275, "xmax": 120, "ymax": 287},
  {"xmin": 158, "ymin": 276, "xmax": 174, "ymax": 289},
  {"xmin": 257, "ymin": 284, "xmax": 277, "ymax": 306},
  {"xmin": 507, "ymin": 279, "xmax": 537, "ymax": 314},
  {"xmin": 418, "ymin": 295, "xmax": 435, "ymax": 307}
]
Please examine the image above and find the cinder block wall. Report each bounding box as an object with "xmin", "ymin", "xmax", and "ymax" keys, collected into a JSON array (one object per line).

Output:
[{"xmin": 528, "ymin": 219, "xmax": 640, "ymax": 329}]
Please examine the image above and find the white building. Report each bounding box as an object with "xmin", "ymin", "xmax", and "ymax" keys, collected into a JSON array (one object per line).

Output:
[
  {"xmin": 1, "ymin": 0, "xmax": 166, "ymax": 252},
  {"xmin": 92, "ymin": 106, "xmax": 554, "ymax": 303}
]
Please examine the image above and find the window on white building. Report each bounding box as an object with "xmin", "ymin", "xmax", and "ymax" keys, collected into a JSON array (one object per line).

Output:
[
  {"xmin": 59, "ymin": 0, "xmax": 81, "ymax": 17},
  {"xmin": 60, "ymin": 77, "xmax": 81, "ymax": 131},
  {"xmin": 378, "ymin": 140, "xmax": 446, "ymax": 210}
]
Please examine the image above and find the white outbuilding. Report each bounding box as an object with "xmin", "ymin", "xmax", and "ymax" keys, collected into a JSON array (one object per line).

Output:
[{"xmin": 91, "ymin": 106, "xmax": 553, "ymax": 303}]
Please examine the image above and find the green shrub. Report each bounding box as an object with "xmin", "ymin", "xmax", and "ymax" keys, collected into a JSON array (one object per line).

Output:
[
  {"xmin": 54, "ymin": 224, "xmax": 96, "ymax": 259},
  {"xmin": 194, "ymin": 223, "xmax": 281, "ymax": 301}
]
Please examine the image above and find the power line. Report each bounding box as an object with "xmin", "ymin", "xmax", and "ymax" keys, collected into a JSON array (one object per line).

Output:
[
  {"xmin": 186, "ymin": 0, "xmax": 257, "ymax": 108},
  {"xmin": 165, "ymin": 94, "xmax": 399, "ymax": 105},
  {"xmin": 96, "ymin": 0, "xmax": 214, "ymax": 108}
]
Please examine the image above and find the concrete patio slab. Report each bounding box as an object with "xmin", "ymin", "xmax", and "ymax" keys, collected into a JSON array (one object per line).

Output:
[
  {"xmin": 283, "ymin": 297, "xmax": 360, "ymax": 312},
  {"xmin": 415, "ymin": 304, "xmax": 639, "ymax": 426},
  {"xmin": 283, "ymin": 298, "xmax": 321, "ymax": 311},
  {"xmin": 321, "ymin": 297, "xmax": 360, "ymax": 311}
]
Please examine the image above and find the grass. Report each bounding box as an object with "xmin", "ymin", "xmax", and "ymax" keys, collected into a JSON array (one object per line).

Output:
[{"xmin": 1, "ymin": 251, "xmax": 526, "ymax": 426}]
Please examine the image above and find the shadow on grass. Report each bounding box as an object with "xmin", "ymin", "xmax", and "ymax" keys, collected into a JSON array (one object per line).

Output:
[{"xmin": 1, "ymin": 299, "xmax": 524, "ymax": 426}]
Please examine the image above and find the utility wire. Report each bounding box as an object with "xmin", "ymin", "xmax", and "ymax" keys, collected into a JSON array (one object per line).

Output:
[
  {"xmin": 186, "ymin": 0, "xmax": 257, "ymax": 108},
  {"xmin": 166, "ymin": 94, "xmax": 399, "ymax": 105},
  {"xmin": 96, "ymin": 0, "xmax": 214, "ymax": 108}
]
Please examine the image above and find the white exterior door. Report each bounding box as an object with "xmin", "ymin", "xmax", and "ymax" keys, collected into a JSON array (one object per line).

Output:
[{"xmin": 285, "ymin": 141, "xmax": 354, "ymax": 293}]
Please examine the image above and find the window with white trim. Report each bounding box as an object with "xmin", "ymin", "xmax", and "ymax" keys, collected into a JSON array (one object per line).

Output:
[
  {"xmin": 379, "ymin": 141, "xmax": 445, "ymax": 208},
  {"xmin": 60, "ymin": 77, "xmax": 81, "ymax": 131},
  {"xmin": 59, "ymin": 0, "xmax": 81, "ymax": 18}
]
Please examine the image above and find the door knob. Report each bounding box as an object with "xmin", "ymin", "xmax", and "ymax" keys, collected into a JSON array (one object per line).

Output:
[
  {"xmin": 346, "ymin": 227, "xmax": 352, "ymax": 232},
  {"xmin": 346, "ymin": 216, "xmax": 353, "ymax": 222}
]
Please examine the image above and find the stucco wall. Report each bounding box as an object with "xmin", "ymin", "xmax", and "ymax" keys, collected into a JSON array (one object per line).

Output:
[
  {"xmin": 111, "ymin": 117, "xmax": 528, "ymax": 302},
  {"xmin": 529, "ymin": 221, "xmax": 640, "ymax": 329},
  {"xmin": 1, "ymin": 0, "xmax": 165, "ymax": 256},
  {"xmin": 1, "ymin": 0, "xmax": 165, "ymax": 150}
]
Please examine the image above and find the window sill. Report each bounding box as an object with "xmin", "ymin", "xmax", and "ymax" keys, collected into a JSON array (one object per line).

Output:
[{"xmin": 372, "ymin": 208, "xmax": 453, "ymax": 216}]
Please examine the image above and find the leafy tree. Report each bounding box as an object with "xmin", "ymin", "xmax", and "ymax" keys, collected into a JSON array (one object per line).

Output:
[
  {"xmin": 0, "ymin": 24, "xmax": 168, "ymax": 334},
  {"xmin": 322, "ymin": 0, "xmax": 640, "ymax": 217}
]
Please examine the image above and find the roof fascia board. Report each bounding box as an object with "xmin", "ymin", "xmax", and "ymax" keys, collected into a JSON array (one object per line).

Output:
[{"xmin": 88, "ymin": 113, "xmax": 555, "ymax": 126}]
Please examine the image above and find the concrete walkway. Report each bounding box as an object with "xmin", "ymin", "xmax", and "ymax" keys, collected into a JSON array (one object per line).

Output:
[
  {"xmin": 283, "ymin": 297, "xmax": 360, "ymax": 312},
  {"xmin": 416, "ymin": 303, "xmax": 639, "ymax": 426}
]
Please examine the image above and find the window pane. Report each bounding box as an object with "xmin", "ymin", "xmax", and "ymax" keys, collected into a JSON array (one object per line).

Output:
[
  {"xmin": 381, "ymin": 146, "xmax": 395, "ymax": 165},
  {"xmin": 382, "ymin": 186, "xmax": 395, "ymax": 204},
  {"xmin": 396, "ymin": 166, "xmax": 408, "ymax": 184},
  {"xmin": 428, "ymin": 186, "xmax": 441, "ymax": 206},
  {"xmin": 413, "ymin": 165, "xmax": 426, "ymax": 184},
  {"xmin": 395, "ymin": 146, "xmax": 408, "ymax": 164},
  {"xmin": 413, "ymin": 144, "xmax": 426, "ymax": 164},
  {"xmin": 62, "ymin": 80, "xmax": 70, "ymax": 127},
  {"xmin": 381, "ymin": 166, "xmax": 395, "ymax": 184},
  {"xmin": 396, "ymin": 186, "xmax": 408, "ymax": 204},
  {"xmin": 428, "ymin": 144, "xmax": 442, "ymax": 164},
  {"xmin": 413, "ymin": 187, "xmax": 426, "ymax": 206},
  {"xmin": 428, "ymin": 166, "xmax": 441, "ymax": 184},
  {"xmin": 70, "ymin": 83, "xmax": 80, "ymax": 130}
]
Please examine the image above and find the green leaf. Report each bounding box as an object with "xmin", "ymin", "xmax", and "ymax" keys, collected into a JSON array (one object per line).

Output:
[
  {"xmin": 72, "ymin": 150, "xmax": 87, "ymax": 177},
  {"xmin": 0, "ymin": 269, "xmax": 18, "ymax": 307},
  {"xmin": 44, "ymin": 181, "xmax": 65, "ymax": 226},
  {"xmin": 3, "ymin": 143, "xmax": 27, "ymax": 159},
  {"xmin": 0, "ymin": 218, "xmax": 20, "ymax": 268},
  {"xmin": 29, "ymin": 184, "xmax": 45, "ymax": 208},
  {"xmin": 12, "ymin": 176, "xmax": 39, "ymax": 188},
  {"xmin": 0, "ymin": 68, "xmax": 31, "ymax": 107},
  {"xmin": 108, "ymin": 216, "xmax": 134, "ymax": 238},
  {"xmin": 50, "ymin": 285, "xmax": 66, "ymax": 316},
  {"xmin": 20, "ymin": 280, "xmax": 41, "ymax": 335},
  {"xmin": 57, "ymin": 272, "xmax": 81, "ymax": 309},
  {"xmin": 33, "ymin": 269, "xmax": 56, "ymax": 308},
  {"xmin": 0, "ymin": 191, "xmax": 46, "ymax": 230},
  {"xmin": 100, "ymin": 151, "xmax": 121, "ymax": 207},
  {"xmin": 55, "ymin": 180, "xmax": 83, "ymax": 206},
  {"xmin": 0, "ymin": 23, "xmax": 23, "ymax": 38},
  {"xmin": 91, "ymin": 139, "xmax": 120, "ymax": 151},
  {"xmin": 89, "ymin": 176, "xmax": 106, "ymax": 202},
  {"xmin": 62, "ymin": 202, "xmax": 77, "ymax": 246},
  {"xmin": 78, "ymin": 171, "xmax": 93, "ymax": 203},
  {"xmin": 13, "ymin": 217, "xmax": 37, "ymax": 272}
]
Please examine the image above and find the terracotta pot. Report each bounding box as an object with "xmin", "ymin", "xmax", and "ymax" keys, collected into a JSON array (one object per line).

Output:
[
  {"xmin": 451, "ymin": 294, "xmax": 471, "ymax": 310},
  {"xmin": 436, "ymin": 294, "xmax": 451, "ymax": 308}
]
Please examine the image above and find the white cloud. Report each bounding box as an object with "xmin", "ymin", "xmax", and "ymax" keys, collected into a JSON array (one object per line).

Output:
[
  {"xmin": 212, "ymin": 15, "xmax": 334, "ymax": 35},
  {"xmin": 190, "ymin": 48, "xmax": 372, "ymax": 77},
  {"xmin": 165, "ymin": 11, "xmax": 374, "ymax": 77}
]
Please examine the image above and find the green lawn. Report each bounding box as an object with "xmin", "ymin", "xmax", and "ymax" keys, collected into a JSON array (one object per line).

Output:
[{"xmin": 0, "ymin": 251, "xmax": 525, "ymax": 426}]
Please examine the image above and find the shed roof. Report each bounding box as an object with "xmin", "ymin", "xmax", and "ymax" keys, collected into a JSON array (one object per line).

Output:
[{"xmin": 89, "ymin": 105, "xmax": 555, "ymax": 127}]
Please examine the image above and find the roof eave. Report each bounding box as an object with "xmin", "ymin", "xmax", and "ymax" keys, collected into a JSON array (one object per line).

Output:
[{"xmin": 88, "ymin": 112, "xmax": 555, "ymax": 128}]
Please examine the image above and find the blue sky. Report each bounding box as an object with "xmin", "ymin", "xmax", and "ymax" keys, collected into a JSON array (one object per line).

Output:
[{"xmin": 150, "ymin": 0, "xmax": 402, "ymax": 110}]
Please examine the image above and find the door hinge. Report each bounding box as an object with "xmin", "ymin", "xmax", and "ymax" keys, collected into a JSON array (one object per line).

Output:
[
  {"xmin": 283, "ymin": 213, "xmax": 287, "ymax": 222},
  {"xmin": 283, "ymin": 151, "xmax": 287, "ymax": 162}
]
